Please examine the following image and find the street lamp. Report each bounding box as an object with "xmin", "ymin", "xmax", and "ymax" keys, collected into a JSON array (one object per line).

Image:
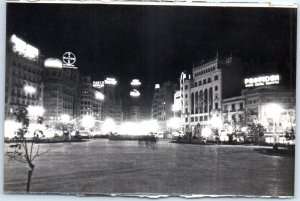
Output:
[
  {"xmin": 27, "ymin": 105, "xmax": 45, "ymax": 117},
  {"xmin": 61, "ymin": 114, "xmax": 70, "ymax": 123},
  {"xmin": 81, "ymin": 115, "xmax": 95, "ymax": 130},
  {"xmin": 23, "ymin": 85, "xmax": 36, "ymax": 95},
  {"xmin": 265, "ymin": 103, "xmax": 283, "ymax": 148}
]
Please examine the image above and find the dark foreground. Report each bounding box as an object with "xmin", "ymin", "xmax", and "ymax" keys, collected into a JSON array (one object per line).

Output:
[{"xmin": 4, "ymin": 139, "xmax": 294, "ymax": 197}]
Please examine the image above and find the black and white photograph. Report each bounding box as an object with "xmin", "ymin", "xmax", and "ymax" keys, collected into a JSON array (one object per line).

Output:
[{"xmin": 4, "ymin": 1, "xmax": 296, "ymax": 197}]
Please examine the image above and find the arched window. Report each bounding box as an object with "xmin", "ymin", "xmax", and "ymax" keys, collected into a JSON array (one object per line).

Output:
[
  {"xmin": 209, "ymin": 87, "xmax": 213, "ymax": 112},
  {"xmin": 204, "ymin": 89, "xmax": 208, "ymax": 113},
  {"xmin": 199, "ymin": 90, "xmax": 203, "ymax": 113},
  {"xmin": 195, "ymin": 91, "xmax": 199, "ymax": 114}
]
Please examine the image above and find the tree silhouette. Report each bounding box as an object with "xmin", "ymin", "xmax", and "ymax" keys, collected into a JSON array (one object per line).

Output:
[{"xmin": 5, "ymin": 107, "xmax": 50, "ymax": 192}]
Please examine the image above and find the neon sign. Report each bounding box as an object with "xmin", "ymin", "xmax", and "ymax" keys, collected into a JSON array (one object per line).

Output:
[
  {"xmin": 244, "ymin": 75, "xmax": 279, "ymax": 88},
  {"xmin": 11, "ymin": 35, "xmax": 39, "ymax": 61},
  {"xmin": 93, "ymin": 81, "xmax": 105, "ymax": 88},
  {"xmin": 131, "ymin": 79, "xmax": 141, "ymax": 86}
]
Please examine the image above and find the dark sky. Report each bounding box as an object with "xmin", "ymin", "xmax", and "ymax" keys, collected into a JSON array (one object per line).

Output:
[{"xmin": 6, "ymin": 3, "xmax": 297, "ymax": 90}]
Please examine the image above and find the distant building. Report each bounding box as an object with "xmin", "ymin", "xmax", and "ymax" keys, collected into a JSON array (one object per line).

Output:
[
  {"xmin": 180, "ymin": 54, "xmax": 244, "ymax": 132},
  {"xmin": 5, "ymin": 34, "xmax": 44, "ymax": 117},
  {"xmin": 151, "ymin": 81, "xmax": 176, "ymax": 131},
  {"xmin": 93, "ymin": 78, "xmax": 123, "ymax": 126},
  {"xmin": 43, "ymin": 60, "xmax": 80, "ymax": 124},
  {"xmin": 79, "ymin": 76, "xmax": 104, "ymax": 121},
  {"xmin": 123, "ymin": 79, "xmax": 150, "ymax": 123}
]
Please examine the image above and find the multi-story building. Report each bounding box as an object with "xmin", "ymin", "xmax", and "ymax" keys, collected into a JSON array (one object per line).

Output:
[
  {"xmin": 221, "ymin": 75, "xmax": 296, "ymax": 142},
  {"xmin": 151, "ymin": 81, "xmax": 176, "ymax": 131},
  {"xmin": 180, "ymin": 55, "xmax": 243, "ymax": 132},
  {"xmin": 43, "ymin": 58, "xmax": 80, "ymax": 124},
  {"xmin": 93, "ymin": 78, "xmax": 123, "ymax": 126},
  {"xmin": 79, "ymin": 76, "xmax": 104, "ymax": 121},
  {"xmin": 222, "ymin": 95, "xmax": 245, "ymax": 123},
  {"xmin": 5, "ymin": 34, "xmax": 44, "ymax": 117}
]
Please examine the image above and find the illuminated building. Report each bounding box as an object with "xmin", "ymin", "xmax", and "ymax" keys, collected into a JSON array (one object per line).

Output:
[
  {"xmin": 5, "ymin": 35, "xmax": 44, "ymax": 117},
  {"xmin": 79, "ymin": 76, "xmax": 103, "ymax": 121},
  {"xmin": 180, "ymin": 54, "xmax": 244, "ymax": 132},
  {"xmin": 222, "ymin": 80, "xmax": 296, "ymax": 141},
  {"xmin": 43, "ymin": 58, "xmax": 80, "ymax": 124},
  {"xmin": 93, "ymin": 78, "xmax": 123, "ymax": 126},
  {"xmin": 151, "ymin": 81, "xmax": 176, "ymax": 131}
]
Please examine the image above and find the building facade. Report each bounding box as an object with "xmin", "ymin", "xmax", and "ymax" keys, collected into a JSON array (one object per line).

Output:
[
  {"xmin": 43, "ymin": 64, "xmax": 80, "ymax": 124},
  {"xmin": 180, "ymin": 55, "xmax": 243, "ymax": 132},
  {"xmin": 5, "ymin": 35, "xmax": 44, "ymax": 118},
  {"xmin": 151, "ymin": 81, "xmax": 176, "ymax": 131}
]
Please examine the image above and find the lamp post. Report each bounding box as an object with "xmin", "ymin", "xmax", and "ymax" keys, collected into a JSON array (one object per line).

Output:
[{"xmin": 265, "ymin": 103, "xmax": 282, "ymax": 149}]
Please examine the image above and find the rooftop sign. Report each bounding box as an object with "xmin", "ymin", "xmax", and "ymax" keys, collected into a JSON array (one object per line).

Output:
[
  {"xmin": 11, "ymin": 35, "xmax": 39, "ymax": 61},
  {"xmin": 244, "ymin": 75, "xmax": 279, "ymax": 88}
]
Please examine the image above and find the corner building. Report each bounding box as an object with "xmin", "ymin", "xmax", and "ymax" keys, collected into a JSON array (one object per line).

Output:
[{"xmin": 180, "ymin": 55, "xmax": 243, "ymax": 132}]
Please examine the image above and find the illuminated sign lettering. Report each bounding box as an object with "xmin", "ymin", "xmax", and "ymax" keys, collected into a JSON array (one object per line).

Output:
[
  {"xmin": 244, "ymin": 75, "xmax": 280, "ymax": 88},
  {"xmin": 11, "ymin": 35, "xmax": 39, "ymax": 61},
  {"xmin": 131, "ymin": 79, "xmax": 141, "ymax": 86},
  {"xmin": 93, "ymin": 81, "xmax": 105, "ymax": 88},
  {"xmin": 104, "ymin": 78, "xmax": 117, "ymax": 85},
  {"xmin": 130, "ymin": 89, "xmax": 140, "ymax": 97}
]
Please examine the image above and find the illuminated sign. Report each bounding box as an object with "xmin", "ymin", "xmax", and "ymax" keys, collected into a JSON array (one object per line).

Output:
[
  {"xmin": 11, "ymin": 35, "xmax": 39, "ymax": 61},
  {"xmin": 93, "ymin": 81, "xmax": 105, "ymax": 88},
  {"xmin": 131, "ymin": 79, "xmax": 141, "ymax": 86},
  {"xmin": 244, "ymin": 75, "xmax": 279, "ymax": 88},
  {"xmin": 95, "ymin": 92, "xmax": 104, "ymax": 100},
  {"xmin": 62, "ymin": 52, "xmax": 77, "ymax": 69},
  {"xmin": 130, "ymin": 89, "xmax": 140, "ymax": 97},
  {"xmin": 104, "ymin": 78, "xmax": 117, "ymax": 85},
  {"xmin": 44, "ymin": 58, "xmax": 63, "ymax": 68},
  {"xmin": 155, "ymin": 84, "xmax": 160, "ymax": 89}
]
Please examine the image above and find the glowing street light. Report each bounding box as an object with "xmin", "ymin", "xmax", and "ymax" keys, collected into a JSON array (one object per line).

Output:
[
  {"xmin": 167, "ymin": 117, "xmax": 181, "ymax": 129},
  {"xmin": 27, "ymin": 105, "xmax": 45, "ymax": 117},
  {"xmin": 61, "ymin": 114, "xmax": 70, "ymax": 123},
  {"xmin": 265, "ymin": 103, "xmax": 283, "ymax": 147},
  {"xmin": 23, "ymin": 85, "xmax": 36, "ymax": 95},
  {"xmin": 101, "ymin": 118, "xmax": 116, "ymax": 134},
  {"xmin": 81, "ymin": 115, "xmax": 95, "ymax": 130}
]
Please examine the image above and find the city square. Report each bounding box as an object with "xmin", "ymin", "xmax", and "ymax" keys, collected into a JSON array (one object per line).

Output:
[
  {"xmin": 4, "ymin": 2, "xmax": 296, "ymax": 197},
  {"xmin": 4, "ymin": 140, "xmax": 294, "ymax": 196}
]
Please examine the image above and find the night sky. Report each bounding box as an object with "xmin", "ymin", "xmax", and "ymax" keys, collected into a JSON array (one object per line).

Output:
[{"xmin": 6, "ymin": 3, "xmax": 297, "ymax": 90}]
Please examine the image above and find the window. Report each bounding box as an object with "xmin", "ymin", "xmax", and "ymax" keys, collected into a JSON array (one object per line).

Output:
[
  {"xmin": 232, "ymin": 104, "xmax": 235, "ymax": 111},
  {"xmin": 185, "ymin": 108, "xmax": 188, "ymax": 113},
  {"xmin": 195, "ymin": 82, "xmax": 198, "ymax": 87},
  {"xmin": 215, "ymin": 103, "xmax": 218, "ymax": 109},
  {"xmin": 185, "ymin": 118, "xmax": 188, "ymax": 122},
  {"xmin": 200, "ymin": 116, "xmax": 203, "ymax": 121},
  {"xmin": 239, "ymin": 103, "xmax": 244, "ymax": 110},
  {"xmin": 199, "ymin": 81, "xmax": 202, "ymax": 85},
  {"xmin": 185, "ymin": 94, "xmax": 188, "ymax": 98},
  {"xmin": 191, "ymin": 117, "xmax": 194, "ymax": 122},
  {"xmin": 203, "ymin": 79, "xmax": 206, "ymax": 84},
  {"xmin": 208, "ymin": 78, "xmax": 211, "ymax": 83},
  {"xmin": 214, "ymin": 75, "xmax": 219, "ymax": 80},
  {"xmin": 204, "ymin": 116, "xmax": 208, "ymax": 121},
  {"xmin": 215, "ymin": 86, "xmax": 218, "ymax": 91},
  {"xmin": 185, "ymin": 85, "xmax": 188, "ymax": 90},
  {"xmin": 195, "ymin": 117, "xmax": 198, "ymax": 121}
]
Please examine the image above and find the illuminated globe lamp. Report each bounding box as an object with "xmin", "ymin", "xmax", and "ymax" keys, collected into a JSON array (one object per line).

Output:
[
  {"xmin": 61, "ymin": 114, "xmax": 71, "ymax": 123},
  {"xmin": 23, "ymin": 85, "xmax": 36, "ymax": 95}
]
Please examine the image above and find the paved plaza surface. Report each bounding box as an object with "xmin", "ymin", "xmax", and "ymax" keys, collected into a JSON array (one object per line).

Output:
[{"xmin": 4, "ymin": 139, "xmax": 294, "ymax": 196}]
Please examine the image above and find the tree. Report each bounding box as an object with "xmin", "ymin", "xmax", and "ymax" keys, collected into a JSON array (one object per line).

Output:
[
  {"xmin": 249, "ymin": 122, "xmax": 266, "ymax": 144},
  {"xmin": 5, "ymin": 107, "xmax": 50, "ymax": 192}
]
